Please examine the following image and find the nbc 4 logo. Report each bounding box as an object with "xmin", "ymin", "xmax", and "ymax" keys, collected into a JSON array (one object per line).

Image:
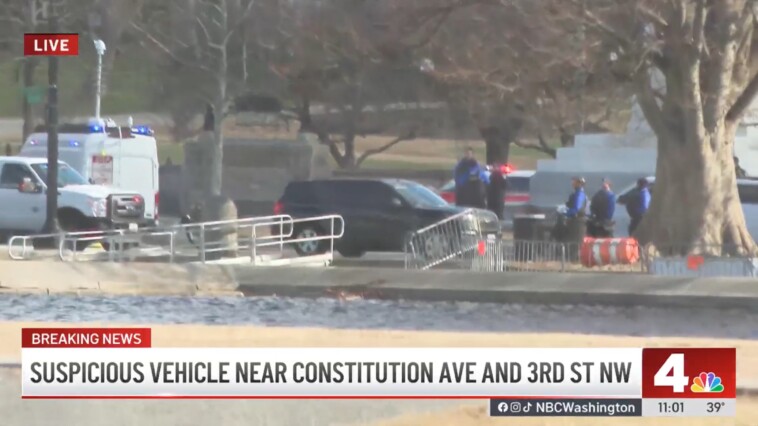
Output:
[{"xmin": 691, "ymin": 372, "xmax": 724, "ymax": 393}]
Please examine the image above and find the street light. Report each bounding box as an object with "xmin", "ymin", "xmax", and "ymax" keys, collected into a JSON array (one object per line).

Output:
[{"xmin": 93, "ymin": 39, "xmax": 106, "ymax": 120}]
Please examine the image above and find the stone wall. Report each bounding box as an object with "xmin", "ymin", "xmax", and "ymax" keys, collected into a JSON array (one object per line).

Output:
[{"xmin": 181, "ymin": 133, "xmax": 332, "ymax": 217}]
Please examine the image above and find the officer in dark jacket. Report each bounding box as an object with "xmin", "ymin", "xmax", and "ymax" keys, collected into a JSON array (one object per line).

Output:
[
  {"xmin": 588, "ymin": 178, "xmax": 616, "ymax": 237},
  {"xmin": 627, "ymin": 178, "xmax": 651, "ymax": 236},
  {"xmin": 486, "ymin": 164, "xmax": 507, "ymax": 220},
  {"xmin": 454, "ymin": 148, "xmax": 489, "ymax": 208}
]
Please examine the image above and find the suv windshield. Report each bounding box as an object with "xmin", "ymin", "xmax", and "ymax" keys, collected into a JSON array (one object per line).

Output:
[
  {"xmin": 392, "ymin": 181, "xmax": 449, "ymax": 209},
  {"xmin": 31, "ymin": 163, "xmax": 87, "ymax": 187}
]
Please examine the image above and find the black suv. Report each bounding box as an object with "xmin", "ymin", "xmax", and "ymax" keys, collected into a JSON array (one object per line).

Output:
[{"xmin": 273, "ymin": 178, "xmax": 501, "ymax": 257}]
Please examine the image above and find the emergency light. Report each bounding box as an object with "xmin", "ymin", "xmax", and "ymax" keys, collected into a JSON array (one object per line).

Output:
[{"xmin": 130, "ymin": 126, "xmax": 154, "ymax": 136}]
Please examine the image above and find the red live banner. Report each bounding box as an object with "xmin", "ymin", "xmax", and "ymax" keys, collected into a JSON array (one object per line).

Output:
[
  {"xmin": 24, "ymin": 33, "xmax": 79, "ymax": 56},
  {"xmin": 21, "ymin": 328, "xmax": 151, "ymax": 348}
]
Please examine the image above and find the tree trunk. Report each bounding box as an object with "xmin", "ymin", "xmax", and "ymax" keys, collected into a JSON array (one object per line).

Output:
[
  {"xmin": 340, "ymin": 135, "xmax": 357, "ymax": 169},
  {"xmin": 479, "ymin": 126, "xmax": 514, "ymax": 164},
  {"xmin": 635, "ymin": 121, "xmax": 756, "ymax": 255},
  {"xmin": 209, "ymin": 124, "xmax": 224, "ymax": 196}
]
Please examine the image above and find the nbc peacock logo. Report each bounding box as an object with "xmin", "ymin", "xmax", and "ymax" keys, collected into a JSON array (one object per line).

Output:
[{"xmin": 691, "ymin": 372, "xmax": 724, "ymax": 393}]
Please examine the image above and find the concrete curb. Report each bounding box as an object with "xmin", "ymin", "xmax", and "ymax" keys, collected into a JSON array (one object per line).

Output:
[
  {"xmin": 234, "ymin": 266, "xmax": 758, "ymax": 311},
  {"xmin": 1, "ymin": 260, "xmax": 757, "ymax": 310}
]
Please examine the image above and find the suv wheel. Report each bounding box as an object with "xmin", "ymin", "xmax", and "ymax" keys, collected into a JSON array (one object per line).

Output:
[{"xmin": 293, "ymin": 225, "xmax": 328, "ymax": 256}]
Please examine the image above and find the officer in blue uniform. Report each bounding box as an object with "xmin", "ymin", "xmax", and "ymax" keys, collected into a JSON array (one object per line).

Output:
[{"xmin": 453, "ymin": 148, "xmax": 489, "ymax": 208}]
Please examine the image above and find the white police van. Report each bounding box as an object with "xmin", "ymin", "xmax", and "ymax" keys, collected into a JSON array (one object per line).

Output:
[{"xmin": 20, "ymin": 117, "xmax": 160, "ymax": 227}]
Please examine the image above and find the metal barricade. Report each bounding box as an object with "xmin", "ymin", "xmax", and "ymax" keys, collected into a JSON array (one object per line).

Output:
[
  {"xmin": 469, "ymin": 236, "xmax": 504, "ymax": 272},
  {"xmin": 501, "ymin": 239, "xmax": 568, "ymax": 272},
  {"xmin": 405, "ymin": 209, "xmax": 482, "ymax": 270}
]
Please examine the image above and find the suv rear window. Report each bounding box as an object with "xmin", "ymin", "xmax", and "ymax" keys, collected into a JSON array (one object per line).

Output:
[
  {"xmin": 282, "ymin": 182, "xmax": 317, "ymax": 204},
  {"xmin": 506, "ymin": 177, "xmax": 530, "ymax": 193}
]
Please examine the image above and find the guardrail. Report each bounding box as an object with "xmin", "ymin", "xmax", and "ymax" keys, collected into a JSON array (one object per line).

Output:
[{"xmin": 6, "ymin": 213, "xmax": 345, "ymax": 266}]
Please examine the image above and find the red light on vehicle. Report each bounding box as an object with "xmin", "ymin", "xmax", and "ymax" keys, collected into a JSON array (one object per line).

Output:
[
  {"xmin": 133, "ymin": 195, "xmax": 143, "ymax": 204},
  {"xmin": 440, "ymin": 192, "xmax": 455, "ymax": 203},
  {"xmin": 274, "ymin": 200, "xmax": 284, "ymax": 215},
  {"xmin": 500, "ymin": 164, "xmax": 515, "ymax": 174}
]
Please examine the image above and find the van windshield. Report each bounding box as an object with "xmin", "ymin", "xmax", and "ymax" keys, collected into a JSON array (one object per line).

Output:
[
  {"xmin": 392, "ymin": 182, "xmax": 449, "ymax": 209},
  {"xmin": 31, "ymin": 163, "xmax": 87, "ymax": 187}
]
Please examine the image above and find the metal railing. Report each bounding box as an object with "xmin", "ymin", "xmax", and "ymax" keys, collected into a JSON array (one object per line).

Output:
[
  {"xmin": 404, "ymin": 209, "xmax": 483, "ymax": 270},
  {"xmin": 6, "ymin": 213, "xmax": 345, "ymax": 265},
  {"xmin": 251, "ymin": 214, "xmax": 345, "ymax": 265}
]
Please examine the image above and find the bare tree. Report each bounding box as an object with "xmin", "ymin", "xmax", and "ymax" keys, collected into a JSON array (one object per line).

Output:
[
  {"xmin": 261, "ymin": 0, "xmax": 422, "ymax": 169},
  {"xmin": 132, "ymin": 0, "xmax": 256, "ymax": 196},
  {"xmin": 404, "ymin": 0, "xmax": 631, "ymax": 162},
  {"xmin": 544, "ymin": 0, "xmax": 758, "ymax": 254}
]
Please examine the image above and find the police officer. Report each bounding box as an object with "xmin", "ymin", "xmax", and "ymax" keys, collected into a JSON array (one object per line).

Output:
[
  {"xmin": 486, "ymin": 164, "xmax": 507, "ymax": 220},
  {"xmin": 626, "ymin": 178, "xmax": 651, "ymax": 236},
  {"xmin": 453, "ymin": 148, "xmax": 489, "ymax": 208},
  {"xmin": 588, "ymin": 178, "xmax": 616, "ymax": 237},
  {"xmin": 565, "ymin": 176, "xmax": 587, "ymax": 218},
  {"xmin": 552, "ymin": 176, "xmax": 587, "ymax": 242}
]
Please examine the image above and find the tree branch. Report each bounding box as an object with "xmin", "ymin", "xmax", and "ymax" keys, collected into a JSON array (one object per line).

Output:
[
  {"xmin": 727, "ymin": 69, "xmax": 758, "ymax": 122},
  {"xmin": 513, "ymin": 133, "xmax": 556, "ymax": 158},
  {"xmin": 224, "ymin": 0, "xmax": 257, "ymax": 45},
  {"xmin": 355, "ymin": 130, "xmax": 417, "ymax": 167},
  {"xmin": 634, "ymin": 68, "xmax": 670, "ymax": 141},
  {"xmin": 130, "ymin": 22, "xmax": 216, "ymax": 76}
]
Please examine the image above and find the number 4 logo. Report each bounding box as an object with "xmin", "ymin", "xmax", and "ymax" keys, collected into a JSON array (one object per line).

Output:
[{"xmin": 654, "ymin": 353, "xmax": 689, "ymax": 393}]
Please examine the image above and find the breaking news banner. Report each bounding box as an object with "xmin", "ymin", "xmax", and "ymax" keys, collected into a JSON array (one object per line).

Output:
[{"xmin": 20, "ymin": 328, "xmax": 736, "ymax": 418}]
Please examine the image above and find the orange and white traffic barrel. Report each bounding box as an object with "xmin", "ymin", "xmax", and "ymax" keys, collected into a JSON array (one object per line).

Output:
[{"xmin": 580, "ymin": 237, "xmax": 640, "ymax": 267}]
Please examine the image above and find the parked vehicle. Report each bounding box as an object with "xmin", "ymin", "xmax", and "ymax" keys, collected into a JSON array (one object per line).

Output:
[
  {"xmin": 273, "ymin": 178, "xmax": 501, "ymax": 257},
  {"xmin": 20, "ymin": 117, "xmax": 160, "ymax": 226},
  {"xmin": 439, "ymin": 169, "xmax": 535, "ymax": 224},
  {"xmin": 0, "ymin": 157, "xmax": 145, "ymax": 239}
]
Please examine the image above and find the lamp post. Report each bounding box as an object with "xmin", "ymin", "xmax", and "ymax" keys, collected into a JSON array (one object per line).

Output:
[
  {"xmin": 42, "ymin": 14, "xmax": 60, "ymax": 234},
  {"xmin": 93, "ymin": 39, "xmax": 106, "ymax": 120}
]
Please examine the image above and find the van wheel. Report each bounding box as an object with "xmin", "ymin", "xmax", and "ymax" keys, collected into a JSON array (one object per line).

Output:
[{"xmin": 292, "ymin": 225, "xmax": 328, "ymax": 256}]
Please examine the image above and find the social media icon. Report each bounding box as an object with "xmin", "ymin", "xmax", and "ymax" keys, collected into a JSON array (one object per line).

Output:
[
  {"xmin": 524, "ymin": 402, "xmax": 533, "ymax": 412},
  {"xmin": 510, "ymin": 402, "xmax": 521, "ymax": 413},
  {"xmin": 497, "ymin": 402, "xmax": 508, "ymax": 413}
]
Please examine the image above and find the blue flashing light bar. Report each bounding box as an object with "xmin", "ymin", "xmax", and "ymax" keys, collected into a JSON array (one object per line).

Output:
[
  {"xmin": 89, "ymin": 124, "xmax": 104, "ymax": 133},
  {"xmin": 68, "ymin": 140, "xmax": 80, "ymax": 147},
  {"xmin": 131, "ymin": 126, "xmax": 154, "ymax": 136}
]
